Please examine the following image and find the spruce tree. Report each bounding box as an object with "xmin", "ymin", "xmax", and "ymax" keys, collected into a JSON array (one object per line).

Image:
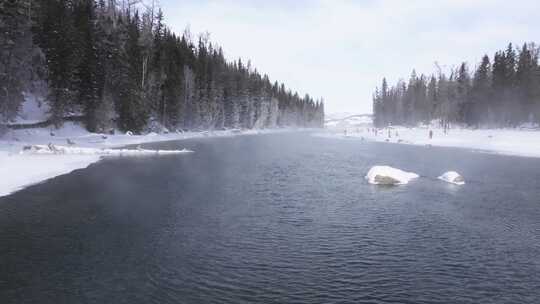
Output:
[
  {"xmin": 516, "ymin": 43, "xmax": 536, "ymax": 122},
  {"xmin": 456, "ymin": 63, "xmax": 471, "ymax": 123},
  {"xmin": 0, "ymin": 0, "xmax": 35, "ymax": 123},
  {"xmin": 36, "ymin": 0, "xmax": 77, "ymax": 126},
  {"xmin": 1, "ymin": 1, "xmax": 325, "ymax": 133},
  {"xmin": 73, "ymin": 0, "xmax": 100, "ymax": 131},
  {"xmin": 470, "ymin": 55, "xmax": 491, "ymax": 125}
]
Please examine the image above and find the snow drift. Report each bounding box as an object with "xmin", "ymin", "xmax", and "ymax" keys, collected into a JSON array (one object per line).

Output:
[
  {"xmin": 438, "ymin": 171, "xmax": 465, "ymax": 185},
  {"xmin": 20, "ymin": 144, "xmax": 193, "ymax": 156},
  {"xmin": 365, "ymin": 166, "xmax": 419, "ymax": 185}
]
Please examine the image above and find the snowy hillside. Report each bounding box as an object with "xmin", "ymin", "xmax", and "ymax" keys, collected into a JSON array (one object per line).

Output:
[{"xmin": 325, "ymin": 113, "xmax": 373, "ymax": 128}]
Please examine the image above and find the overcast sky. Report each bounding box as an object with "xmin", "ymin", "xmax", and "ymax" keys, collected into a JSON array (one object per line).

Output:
[{"xmin": 159, "ymin": 0, "xmax": 540, "ymax": 114}]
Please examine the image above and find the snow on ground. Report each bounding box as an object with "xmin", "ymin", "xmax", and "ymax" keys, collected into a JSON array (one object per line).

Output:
[
  {"xmin": 21, "ymin": 144, "xmax": 194, "ymax": 156},
  {"xmin": 0, "ymin": 151, "xmax": 100, "ymax": 197},
  {"xmin": 14, "ymin": 93, "xmax": 50, "ymax": 124},
  {"xmin": 0, "ymin": 122, "xmax": 295, "ymax": 198},
  {"xmin": 317, "ymin": 126, "xmax": 540, "ymax": 158},
  {"xmin": 365, "ymin": 166, "xmax": 419, "ymax": 185}
]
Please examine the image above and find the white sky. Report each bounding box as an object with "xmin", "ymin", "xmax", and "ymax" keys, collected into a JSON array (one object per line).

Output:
[{"xmin": 160, "ymin": 0, "xmax": 540, "ymax": 114}]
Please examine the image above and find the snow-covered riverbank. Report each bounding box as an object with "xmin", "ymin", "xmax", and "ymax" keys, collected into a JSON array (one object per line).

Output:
[
  {"xmin": 0, "ymin": 122, "xmax": 293, "ymax": 198},
  {"xmin": 316, "ymin": 126, "xmax": 540, "ymax": 158}
]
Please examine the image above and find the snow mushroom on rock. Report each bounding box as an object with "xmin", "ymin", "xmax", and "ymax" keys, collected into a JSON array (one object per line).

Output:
[
  {"xmin": 438, "ymin": 171, "xmax": 465, "ymax": 185},
  {"xmin": 365, "ymin": 166, "xmax": 419, "ymax": 185}
]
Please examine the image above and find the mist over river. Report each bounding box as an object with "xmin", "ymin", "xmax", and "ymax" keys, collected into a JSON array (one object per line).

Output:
[{"xmin": 1, "ymin": 133, "xmax": 540, "ymax": 304}]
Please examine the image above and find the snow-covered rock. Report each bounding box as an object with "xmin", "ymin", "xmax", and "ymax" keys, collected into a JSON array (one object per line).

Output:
[
  {"xmin": 365, "ymin": 166, "xmax": 419, "ymax": 185},
  {"xmin": 438, "ymin": 171, "xmax": 465, "ymax": 185}
]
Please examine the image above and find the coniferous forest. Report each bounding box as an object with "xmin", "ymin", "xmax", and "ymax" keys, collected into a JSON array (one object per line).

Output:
[
  {"xmin": 373, "ymin": 43, "xmax": 540, "ymax": 128},
  {"xmin": 0, "ymin": 0, "xmax": 324, "ymax": 134}
]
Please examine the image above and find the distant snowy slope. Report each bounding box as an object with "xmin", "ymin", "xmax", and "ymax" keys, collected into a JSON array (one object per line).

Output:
[
  {"xmin": 325, "ymin": 113, "xmax": 373, "ymax": 128},
  {"xmin": 325, "ymin": 112, "xmax": 358, "ymax": 121}
]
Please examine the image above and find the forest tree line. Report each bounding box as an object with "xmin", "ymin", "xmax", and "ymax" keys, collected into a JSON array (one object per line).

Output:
[
  {"xmin": 0, "ymin": 0, "xmax": 324, "ymax": 134},
  {"xmin": 373, "ymin": 43, "xmax": 540, "ymax": 128}
]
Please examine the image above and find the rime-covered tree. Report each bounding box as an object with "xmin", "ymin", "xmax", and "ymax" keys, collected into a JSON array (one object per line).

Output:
[
  {"xmin": 373, "ymin": 42, "xmax": 540, "ymax": 128},
  {"xmin": 2, "ymin": 1, "xmax": 324, "ymax": 134}
]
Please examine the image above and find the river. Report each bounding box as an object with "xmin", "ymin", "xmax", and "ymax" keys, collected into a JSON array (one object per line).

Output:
[{"xmin": 1, "ymin": 133, "xmax": 539, "ymax": 303}]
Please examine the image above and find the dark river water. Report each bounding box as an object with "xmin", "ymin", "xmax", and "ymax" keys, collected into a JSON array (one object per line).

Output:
[{"xmin": 1, "ymin": 133, "xmax": 540, "ymax": 304}]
